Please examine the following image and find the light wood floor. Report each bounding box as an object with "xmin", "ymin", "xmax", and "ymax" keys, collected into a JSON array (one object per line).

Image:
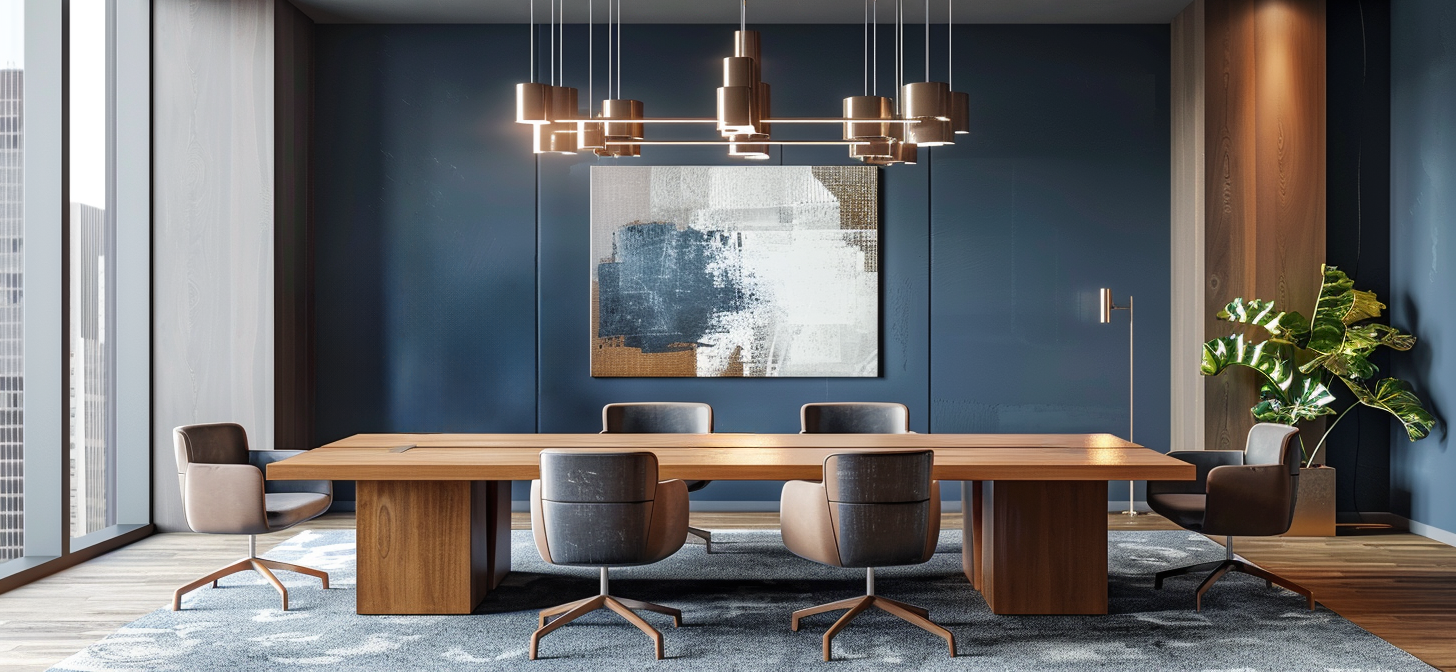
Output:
[{"xmin": 1, "ymin": 512, "xmax": 1453, "ymax": 671}]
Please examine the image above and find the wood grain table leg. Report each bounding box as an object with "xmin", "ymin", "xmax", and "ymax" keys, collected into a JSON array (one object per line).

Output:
[
  {"xmin": 962, "ymin": 481, "xmax": 984, "ymax": 591},
  {"xmin": 978, "ymin": 480, "xmax": 1108, "ymax": 615},
  {"xmin": 355, "ymin": 480, "xmax": 511, "ymax": 615}
]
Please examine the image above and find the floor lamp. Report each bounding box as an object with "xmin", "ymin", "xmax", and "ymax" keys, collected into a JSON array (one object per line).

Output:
[{"xmin": 1100, "ymin": 288, "xmax": 1140, "ymax": 516}]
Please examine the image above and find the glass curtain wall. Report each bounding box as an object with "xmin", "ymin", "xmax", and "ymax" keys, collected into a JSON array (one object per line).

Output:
[
  {"xmin": 0, "ymin": 0, "xmax": 23, "ymax": 565},
  {"xmin": 67, "ymin": 0, "xmax": 113, "ymax": 539}
]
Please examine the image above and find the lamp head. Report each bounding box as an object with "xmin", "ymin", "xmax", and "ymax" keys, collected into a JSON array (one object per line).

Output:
[{"xmin": 1099, "ymin": 288, "xmax": 1114, "ymax": 324}]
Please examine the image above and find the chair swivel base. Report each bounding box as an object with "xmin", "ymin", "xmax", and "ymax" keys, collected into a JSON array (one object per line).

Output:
[
  {"xmin": 1155, "ymin": 559, "xmax": 1315, "ymax": 611},
  {"xmin": 688, "ymin": 526, "xmax": 714, "ymax": 553},
  {"xmin": 530, "ymin": 594, "xmax": 682, "ymax": 660},
  {"xmin": 172, "ymin": 557, "xmax": 329, "ymax": 611},
  {"xmin": 791, "ymin": 595, "xmax": 955, "ymax": 661}
]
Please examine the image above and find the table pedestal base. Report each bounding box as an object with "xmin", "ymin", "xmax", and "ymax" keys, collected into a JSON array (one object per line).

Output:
[
  {"xmin": 355, "ymin": 480, "xmax": 511, "ymax": 615},
  {"xmin": 964, "ymin": 480, "xmax": 1109, "ymax": 615}
]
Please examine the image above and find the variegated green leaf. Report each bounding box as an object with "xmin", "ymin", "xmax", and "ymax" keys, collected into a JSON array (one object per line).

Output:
[
  {"xmin": 1201, "ymin": 334, "xmax": 1298, "ymax": 391},
  {"xmin": 1252, "ymin": 378, "xmax": 1337, "ymax": 425},
  {"xmin": 1304, "ymin": 265, "xmax": 1404, "ymax": 381},
  {"xmin": 1216, "ymin": 298, "xmax": 1311, "ymax": 346},
  {"xmin": 1345, "ymin": 323, "xmax": 1416, "ymax": 353},
  {"xmin": 1341, "ymin": 377, "xmax": 1437, "ymax": 441}
]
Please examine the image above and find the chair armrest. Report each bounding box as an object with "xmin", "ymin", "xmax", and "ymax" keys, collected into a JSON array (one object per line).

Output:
[
  {"xmin": 780, "ymin": 480, "xmax": 841, "ymax": 566},
  {"xmin": 645, "ymin": 479, "xmax": 690, "ymax": 562},
  {"xmin": 251, "ymin": 450, "xmax": 332, "ymax": 496},
  {"xmin": 183, "ymin": 463, "xmax": 270, "ymax": 535},
  {"xmin": 1146, "ymin": 450, "xmax": 1246, "ymax": 496},
  {"xmin": 921, "ymin": 481, "xmax": 941, "ymax": 562},
  {"xmin": 1202, "ymin": 464, "xmax": 1295, "ymax": 537}
]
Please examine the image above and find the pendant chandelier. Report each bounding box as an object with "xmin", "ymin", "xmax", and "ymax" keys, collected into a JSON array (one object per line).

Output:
[{"xmin": 514, "ymin": 0, "xmax": 970, "ymax": 165}]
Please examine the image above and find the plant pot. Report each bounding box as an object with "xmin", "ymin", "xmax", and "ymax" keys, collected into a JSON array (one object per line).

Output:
[{"xmin": 1284, "ymin": 465, "xmax": 1336, "ymax": 537}]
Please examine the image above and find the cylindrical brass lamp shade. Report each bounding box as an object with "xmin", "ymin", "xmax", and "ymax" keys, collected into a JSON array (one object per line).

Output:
[
  {"xmin": 849, "ymin": 136, "xmax": 893, "ymax": 158},
  {"xmin": 602, "ymin": 99, "xmax": 644, "ymax": 139},
  {"xmin": 717, "ymin": 86, "xmax": 756, "ymax": 135},
  {"xmin": 733, "ymin": 30, "xmax": 762, "ymax": 79},
  {"xmin": 1099, "ymin": 288, "xmax": 1114, "ymax": 323},
  {"xmin": 516, "ymin": 82, "xmax": 552, "ymax": 124},
  {"xmin": 843, "ymin": 95, "xmax": 893, "ymax": 140},
  {"xmin": 906, "ymin": 117, "xmax": 954, "ymax": 147},
  {"xmin": 547, "ymin": 128, "xmax": 578, "ymax": 155},
  {"xmin": 756, "ymin": 82, "xmax": 771, "ymax": 135},
  {"xmin": 893, "ymin": 140, "xmax": 918, "ymax": 164},
  {"xmin": 723, "ymin": 57, "xmax": 755, "ymax": 87},
  {"xmin": 728, "ymin": 133, "xmax": 770, "ymax": 160},
  {"xmin": 550, "ymin": 86, "xmax": 578, "ymax": 124},
  {"xmin": 576, "ymin": 121, "xmax": 606, "ymax": 151},
  {"xmin": 950, "ymin": 91, "xmax": 970, "ymax": 134},
  {"xmin": 902, "ymin": 81, "xmax": 950, "ymax": 121}
]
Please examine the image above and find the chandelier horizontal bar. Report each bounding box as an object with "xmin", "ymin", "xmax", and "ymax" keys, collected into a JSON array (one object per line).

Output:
[
  {"xmin": 604, "ymin": 140, "xmax": 873, "ymax": 146},
  {"xmin": 573, "ymin": 117, "xmax": 922, "ymax": 125}
]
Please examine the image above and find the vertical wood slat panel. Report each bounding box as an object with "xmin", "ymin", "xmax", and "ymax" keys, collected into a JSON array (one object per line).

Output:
[
  {"xmin": 1200, "ymin": 0, "xmax": 1325, "ymax": 453},
  {"xmin": 152, "ymin": 0, "xmax": 276, "ymax": 531},
  {"xmin": 1170, "ymin": 0, "xmax": 1206, "ymax": 452},
  {"xmin": 274, "ymin": 1, "xmax": 314, "ymax": 451}
]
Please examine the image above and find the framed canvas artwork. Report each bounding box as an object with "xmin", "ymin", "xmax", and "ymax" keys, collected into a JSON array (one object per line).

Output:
[{"xmin": 591, "ymin": 166, "xmax": 879, "ymax": 377}]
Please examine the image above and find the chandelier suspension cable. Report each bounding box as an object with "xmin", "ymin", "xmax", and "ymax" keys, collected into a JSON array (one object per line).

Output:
[
  {"xmin": 617, "ymin": 0, "xmax": 622, "ymax": 98},
  {"xmin": 925, "ymin": 0, "xmax": 929, "ymax": 81},
  {"xmin": 873, "ymin": 0, "xmax": 878, "ymax": 96},
  {"xmin": 559, "ymin": 0, "xmax": 565, "ymax": 87},
  {"xmin": 948, "ymin": 0, "xmax": 952, "ymax": 88},
  {"xmin": 863, "ymin": 0, "xmax": 868, "ymax": 95},
  {"xmin": 588, "ymin": 0, "xmax": 592, "ymax": 116},
  {"xmin": 530, "ymin": 0, "xmax": 535, "ymax": 82},
  {"xmin": 549, "ymin": 0, "xmax": 555, "ymax": 85}
]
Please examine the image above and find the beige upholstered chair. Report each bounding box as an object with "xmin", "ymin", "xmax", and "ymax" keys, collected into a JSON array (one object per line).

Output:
[
  {"xmin": 781, "ymin": 450, "xmax": 955, "ymax": 661},
  {"xmin": 801, "ymin": 402, "xmax": 911, "ymax": 434},
  {"xmin": 1146, "ymin": 422, "xmax": 1315, "ymax": 610},
  {"xmin": 602, "ymin": 402, "xmax": 716, "ymax": 551},
  {"xmin": 171, "ymin": 423, "xmax": 331, "ymax": 611},
  {"xmin": 530, "ymin": 450, "xmax": 690, "ymax": 660}
]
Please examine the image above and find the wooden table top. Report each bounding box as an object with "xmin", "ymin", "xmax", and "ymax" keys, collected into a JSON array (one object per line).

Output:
[{"xmin": 267, "ymin": 433, "xmax": 1193, "ymax": 482}]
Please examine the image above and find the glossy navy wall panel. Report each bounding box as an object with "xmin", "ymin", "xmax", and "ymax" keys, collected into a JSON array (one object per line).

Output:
[
  {"xmin": 1391, "ymin": 0, "xmax": 1456, "ymax": 535},
  {"xmin": 313, "ymin": 24, "xmax": 1171, "ymax": 503},
  {"xmin": 929, "ymin": 26, "xmax": 1171, "ymax": 504}
]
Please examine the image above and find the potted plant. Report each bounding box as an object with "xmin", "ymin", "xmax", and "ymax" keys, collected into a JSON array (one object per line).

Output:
[{"xmin": 1201, "ymin": 265, "xmax": 1436, "ymax": 536}]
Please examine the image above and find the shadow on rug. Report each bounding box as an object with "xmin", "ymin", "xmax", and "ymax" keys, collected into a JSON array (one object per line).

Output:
[{"xmin": 50, "ymin": 529, "xmax": 1431, "ymax": 671}]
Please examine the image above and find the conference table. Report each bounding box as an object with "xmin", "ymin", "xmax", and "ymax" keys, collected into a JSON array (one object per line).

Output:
[{"xmin": 266, "ymin": 433, "xmax": 1192, "ymax": 617}]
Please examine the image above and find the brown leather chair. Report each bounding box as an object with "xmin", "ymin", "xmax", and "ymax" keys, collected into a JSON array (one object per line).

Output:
[
  {"xmin": 529, "ymin": 450, "xmax": 689, "ymax": 660},
  {"xmin": 1147, "ymin": 422, "xmax": 1316, "ymax": 610},
  {"xmin": 801, "ymin": 402, "xmax": 911, "ymax": 434},
  {"xmin": 602, "ymin": 402, "xmax": 715, "ymax": 552},
  {"xmin": 171, "ymin": 423, "xmax": 331, "ymax": 611},
  {"xmin": 780, "ymin": 450, "xmax": 954, "ymax": 661}
]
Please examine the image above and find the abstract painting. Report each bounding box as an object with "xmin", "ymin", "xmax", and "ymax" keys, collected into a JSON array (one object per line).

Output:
[{"xmin": 591, "ymin": 166, "xmax": 879, "ymax": 377}]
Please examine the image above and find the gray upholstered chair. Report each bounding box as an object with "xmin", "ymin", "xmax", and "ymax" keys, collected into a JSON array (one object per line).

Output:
[
  {"xmin": 529, "ymin": 450, "xmax": 690, "ymax": 660},
  {"xmin": 171, "ymin": 423, "xmax": 331, "ymax": 611},
  {"xmin": 602, "ymin": 402, "xmax": 715, "ymax": 552},
  {"xmin": 801, "ymin": 402, "xmax": 911, "ymax": 434},
  {"xmin": 1147, "ymin": 422, "xmax": 1315, "ymax": 611},
  {"xmin": 780, "ymin": 450, "xmax": 954, "ymax": 661}
]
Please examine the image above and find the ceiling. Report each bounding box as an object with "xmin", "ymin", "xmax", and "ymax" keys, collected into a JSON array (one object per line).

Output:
[{"xmin": 289, "ymin": 0, "xmax": 1192, "ymax": 25}]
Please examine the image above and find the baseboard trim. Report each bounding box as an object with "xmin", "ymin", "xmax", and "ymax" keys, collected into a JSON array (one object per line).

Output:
[{"xmin": 1404, "ymin": 517, "xmax": 1456, "ymax": 548}]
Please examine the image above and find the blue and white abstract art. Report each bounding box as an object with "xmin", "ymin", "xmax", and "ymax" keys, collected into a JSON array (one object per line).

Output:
[{"xmin": 591, "ymin": 166, "xmax": 879, "ymax": 377}]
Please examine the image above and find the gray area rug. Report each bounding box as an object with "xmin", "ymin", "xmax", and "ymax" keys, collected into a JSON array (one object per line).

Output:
[{"xmin": 51, "ymin": 528, "xmax": 1431, "ymax": 671}]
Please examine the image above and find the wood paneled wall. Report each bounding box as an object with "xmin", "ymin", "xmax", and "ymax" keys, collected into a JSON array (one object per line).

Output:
[
  {"xmin": 1170, "ymin": 0, "xmax": 1207, "ymax": 453},
  {"xmin": 152, "ymin": 0, "xmax": 277, "ymax": 531},
  {"xmin": 274, "ymin": 0, "xmax": 315, "ymax": 451},
  {"xmin": 1172, "ymin": 0, "xmax": 1326, "ymax": 452}
]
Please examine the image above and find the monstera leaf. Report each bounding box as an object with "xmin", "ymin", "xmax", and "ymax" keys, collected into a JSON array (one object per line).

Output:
[
  {"xmin": 1301, "ymin": 266, "xmax": 1404, "ymax": 381},
  {"xmin": 1342, "ymin": 377, "xmax": 1437, "ymax": 441},
  {"xmin": 1252, "ymin": 378, "xmax": 1338, "ymax": 425},
  {"xmin": 1217, "ymin": 298, "xmax": 1311, "ymax": 346}
]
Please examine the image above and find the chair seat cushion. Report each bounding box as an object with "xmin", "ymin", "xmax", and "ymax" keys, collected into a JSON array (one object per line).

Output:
[
  {"xmin": 1148, "ymin": 493, "xmax": 1207, "ymax": 531},
  {"xmin": 265, "ymin": 492, "xmax": 331, "ymax": 531}
]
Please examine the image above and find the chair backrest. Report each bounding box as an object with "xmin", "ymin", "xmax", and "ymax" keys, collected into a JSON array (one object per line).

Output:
[
  {"xmin": 802, "ymin": 402, "xmax": 910, "ymax": 434},
  {"xmin": 1245, "ymin": 422, "xmax": 1301, "ymax": 475},
  {"xmin": 823, "ymin": 451, "xmax": 934, "ymax": 567},
  {"xmin": 538, "ymin": 451, "xmax": 661, "ymax": 565},
  {"xmin": 174, "ymin": 423, "xmax": 249, "ymax": 495},
  {"xmin": 603, "ymin": 402, "xmax": 713, "ymax": 434}
]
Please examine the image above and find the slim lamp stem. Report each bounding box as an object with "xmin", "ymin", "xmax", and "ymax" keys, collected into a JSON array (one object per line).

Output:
[{"xmin": 1124, "ymin": 295, "xmax": 1139, "ymax": 516}]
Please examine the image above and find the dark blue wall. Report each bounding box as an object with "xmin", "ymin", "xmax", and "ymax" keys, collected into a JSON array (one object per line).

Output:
[
  {"xmin": 313, "ymin": 24, "xmax": 1170, "ymax": 504},
  {"xmin": 1325, "ymin": 0, "xmax": 1393, "ymax": 516},
  {"xmin": 1391, "ymin": 0, "xmax": 1456, "ymax": 534}
]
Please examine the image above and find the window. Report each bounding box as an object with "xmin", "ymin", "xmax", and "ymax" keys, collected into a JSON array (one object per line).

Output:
[
  {"xmin": 67, "ymin": 0, "xmax": 113, "ymax": 539},
  {"xmin": 0, "ymin": 0, "xmax": 22, "ymax": 565}
]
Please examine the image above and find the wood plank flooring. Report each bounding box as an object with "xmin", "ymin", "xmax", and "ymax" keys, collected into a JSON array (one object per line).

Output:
[{"xmin": 1, "ymin": 513, "xmax": 1453, "ymax": 671}]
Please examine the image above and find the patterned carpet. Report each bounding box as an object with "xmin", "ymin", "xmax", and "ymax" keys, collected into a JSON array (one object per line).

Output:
[{"xmin": 50, "ymin": 528, "xmax": 1431, "ymax": 671}]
